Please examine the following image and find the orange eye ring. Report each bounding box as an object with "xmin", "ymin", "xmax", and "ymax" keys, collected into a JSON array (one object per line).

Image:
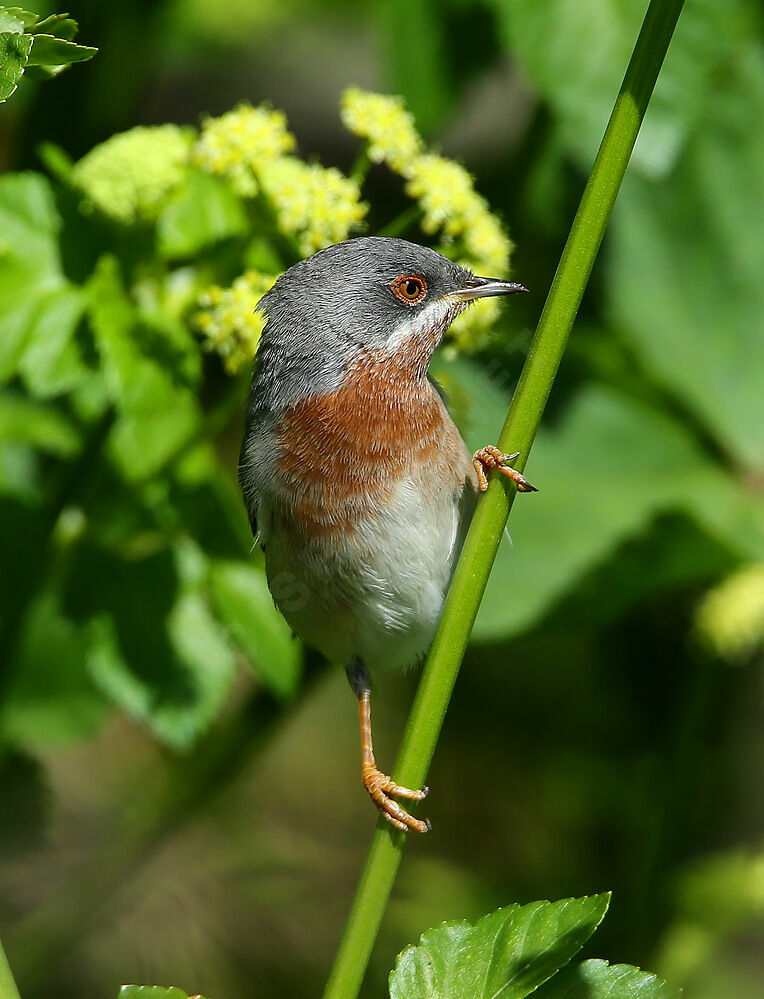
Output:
[{"xmin": 390, "ymin": 273, "xmax": 427, "ymax": 305}]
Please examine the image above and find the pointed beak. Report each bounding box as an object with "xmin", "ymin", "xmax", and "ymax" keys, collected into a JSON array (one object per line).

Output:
[{"xmin": 451, "ymin": 276, "xmax": 529, "ymax": 301}]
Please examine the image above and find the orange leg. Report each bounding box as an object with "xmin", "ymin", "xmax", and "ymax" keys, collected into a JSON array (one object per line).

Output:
[
  {"xmin": 473, "ymin": 445, "xmax": 537, "ymax": 494},
  {"xmin": 347, "ymin": 664, "xmax": 431, "ymax": 834}
]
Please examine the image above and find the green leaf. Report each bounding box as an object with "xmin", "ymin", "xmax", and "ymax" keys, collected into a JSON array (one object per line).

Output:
[
  {"xmin": 157, "ymin": 169, "xmax": 248, "ymax": 259},
  {"xmin": 435, "ymin": 358, "xmax": 764, "ymax": 642},
  {"xmin": 0, "ymin": 391, "xmax": 80, "ymax": 456},
  {"xmin": 373, "ymin": 0, "xmax": 454, "ymax": 134},
  {"xmin": 26, "ymin": 32, "xmax": 96, "ymax": 67},
  {"xmin": 87, "ymin": 257, "xmax": 201, "ymax": 480},
  {"xmin": 609, "ymin": 43, "xmax": 764, "ymax": 470},
  {"xmin": 534, "ymin": 959, "xmax": 680, "ymax": 999},
  {"xmin": 28, "ymin": 14, "xmax": 79, "ymax": 39},
  {"xmin": 389, "ymin": 895, "xmax": 611, "ymax": 999},
  {"xmin": 0, "ymin": 28, "xmax": 31, "ymax": 99},
  {"xmin": 18, "ymin": 285, "xmax": 89, "ymax": 397},
  {"xmin": 209, "ymin": 560, "xmax": 302, "ymax": 699},
  {"xmin": 492, "ymin": 0, "xmax": 752, "ymax": 177},
  {"xmin": 0, "ymin": 173, "xmax": 66, "ymax": 381},
  {"xmin": 65, "ymin": 541, "xmax": 238, "ymax": 750},
  {"xmin": 0, "ymin": 171, "xmax": 61, "ymax": 268},
  {"xmin": 0, "ymin": 9, "xmax": 26, "ymax": 32},
  {"xmin": 0, "ymin": 591, "xmax": 107, "ymax": 746},
  {"xmin": 119, "ymin": 988, "xmax": 208, "ymax": 999}
]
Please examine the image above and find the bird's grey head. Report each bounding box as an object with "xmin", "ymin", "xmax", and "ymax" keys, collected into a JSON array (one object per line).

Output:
[{"xmin": 251, "ymin": 236, "xmax": 526, "ymax": 413}]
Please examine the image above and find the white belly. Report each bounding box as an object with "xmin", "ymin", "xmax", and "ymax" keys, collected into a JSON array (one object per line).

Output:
[{"xmin": 262, "ymin": 474, "xmax": 474, "ymax": 672}]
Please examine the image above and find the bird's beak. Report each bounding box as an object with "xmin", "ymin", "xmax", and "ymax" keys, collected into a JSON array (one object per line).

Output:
[{"xmin": 451, "ymin": 276, "xmax": 529, "ymax": 301}]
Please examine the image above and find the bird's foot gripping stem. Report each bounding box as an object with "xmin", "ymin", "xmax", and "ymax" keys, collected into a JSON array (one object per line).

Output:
[
  {"xmin": 473, "ymin": 445, "xmax": 537, "ymax": 494},
  {"xmin": 362, "ymin": 760, "xmax": 430, "ymax": 834},
  {"xmin": 347, "ymin": 662, "xmax": 431, "ymax": 834}
]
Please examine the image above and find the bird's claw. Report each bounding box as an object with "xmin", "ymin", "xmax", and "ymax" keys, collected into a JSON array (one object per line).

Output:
[
  {"xmin": 362, "ymin": 763, "xmax": 431, "ymax": 833},
  {"xmin": 473, "ymin": 445, "xmax": 537, "ymax": 494}
]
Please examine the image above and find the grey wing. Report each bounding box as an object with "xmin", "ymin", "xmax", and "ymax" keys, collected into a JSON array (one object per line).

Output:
[
  {"xmin": 238, "ymin": 402, "xmax": 268, "ymax": 545},
  {"xmin": 428, "ymin": 373, "xmax": 448, "ymax": 405}
]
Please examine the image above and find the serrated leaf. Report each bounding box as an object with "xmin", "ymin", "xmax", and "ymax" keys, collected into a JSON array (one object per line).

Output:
[
  {"xmin": 28, "ymin": 13, "xmax": 78, "ymax": 39},
  {"xmin": 534, "ymin": 959, "xmax": 680, "ymax": 999},
  {"xmin": 389, "ymin": 895, "xmax": 611, "ymax": 999},
  {"xmin": 609, "ymin": 43, "xmax": 764, "ymax": 471},
  {"xmin": 209, "ymin": 560, "xmax": 302, "ymax": 699},
  {"xmin": 0, "ymin": 27, "xmax": 30, "ymax": 96},
  {"xmin": 157, "ymin": 169, "xmax": 248, "ymax": 259},
  {"xmin": 119, "ymin": 988, "xmax": 208, "ymax": 999},
  {"xmin": 434, "ymin": 358, "xmax": 764, "ymax": 642},
  {"xmin": 26, "ymin": 33, "xmax": 96, "ymax": 67},
  {"xmin": 0, "ymin": 9, "xmax": 26, "ymax": 32}
]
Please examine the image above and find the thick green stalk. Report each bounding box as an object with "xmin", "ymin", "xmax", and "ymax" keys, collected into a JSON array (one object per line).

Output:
[
  {"xmin": 322, "ymin": 2, "xmax": 685, "ymax": 998},
  {"xmin": 0, "ymin": 939, "xmax": 21, "ymax": 999}
]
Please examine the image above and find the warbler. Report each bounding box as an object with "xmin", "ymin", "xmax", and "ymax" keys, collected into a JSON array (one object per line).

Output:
[{"xmin": 239, "ymin": 236, "xmax": 534, "ymax": 832}]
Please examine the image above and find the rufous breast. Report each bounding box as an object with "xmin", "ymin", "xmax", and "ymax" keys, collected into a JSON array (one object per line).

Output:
[{"xmin": 275, "ymin": 349, "xmax": 470, "ymax": 538}]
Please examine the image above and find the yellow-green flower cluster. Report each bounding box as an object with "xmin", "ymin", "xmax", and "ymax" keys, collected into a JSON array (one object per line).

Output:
[
  {"xmin": 195, "ymin": 271, "xmax": 275, "ymax": 374},
  {"xmin": 339, "ymin": 89, "xmax": 513, "ymax": 350},
  {"xmin": 340, "ymin": 87, "xmax": 423, "ymax": 173},
  {"xmin": 191, "ymin": 103, "xmax": 295, "ymax": 197},
  {"xmin": 694, "ymin": 564, "xmax": 764, "ymax": 662},
  {"xmin": 72, "ymin": 125, "xmax": 192, "ymax": 224},
  {"xmin": 404, "ymin": 155, "xmax": 513, "ymax": 349},
  {"xmin": 260, "ymin": 158, "xmax": 367, "ymax": 257},
  {"xmin": 403, "ymin": 154, "xmax": 511, "ymax": 275}
]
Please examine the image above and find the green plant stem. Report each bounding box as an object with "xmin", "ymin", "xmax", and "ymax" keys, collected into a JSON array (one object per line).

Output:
[
  {"xmin": 379, "ymin": 204, "xmax": 421, "ymax": 239},
  {"xmin": 350, "ymin": 146, "xmax": 372, "ymax": 186},
  {"xmin": 0, "ymin": 939, "xmax": 21, "ymax": 999},
  {"xmin": 322, "ymin": 2, "xmax": 685, "ymax": 997}
]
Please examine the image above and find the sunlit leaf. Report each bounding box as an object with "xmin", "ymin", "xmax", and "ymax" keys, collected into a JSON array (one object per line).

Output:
[
  {"xmin": 534, "ymin": 959, "xmax": 680, "ymax": 998},
  {"xmin": 119, "ymin": 988, "xmax": 209, "ymax": 999},
  {"xmin": 18, "ymin": 284, "xmax": 89, "ymax": 397},
  {"xmin": 0, "ymin": 9, "xmax": 27, "ymax": 33},
  {"xmin": 26, "ymin": 33, "xmax": 96, "ymax": 67},
  {"xmin": 157, "ymin": 169, "xmax": 248, "ymax": 259},
  {"xmin": 389, "ymin": 895, "xmax": 610, "ymax": 999},
  {"xmin": 0, "ymin": 28, "xmax": 31, "ymax": 100},
  {"xmin": 209, "ymin": 560, "xmax": 302, "ymax": 699},
  {"xmin": 28, "ymin": 13, "xmax": 78, "ymax": 39},
  {"xmin": 87, "ymin": 257, "xmax": 201, "ymax": 480},
  {"xmin": 0, "ymin": 172, "xmax": 67, "ymax": 380}
]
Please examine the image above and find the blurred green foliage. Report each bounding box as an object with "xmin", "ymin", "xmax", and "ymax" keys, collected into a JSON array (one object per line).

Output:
[{"xmin": 0, "ymin": 1, "xmax": 762, "ymax": 998}]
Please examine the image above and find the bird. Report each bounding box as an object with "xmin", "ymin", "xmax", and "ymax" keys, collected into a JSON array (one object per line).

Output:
[{"xmin": 239, "ymin": 236, "xmax": 535, "ymax": 833}]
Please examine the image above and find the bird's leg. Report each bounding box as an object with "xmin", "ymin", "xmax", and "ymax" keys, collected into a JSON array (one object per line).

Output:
[
  {"xmin": 473, "ymin": 446, "xmax": 537, "ymax": 494},
  {"xmin": 346, "ymin": 662, "xmax": 431, "ymax": 834}
]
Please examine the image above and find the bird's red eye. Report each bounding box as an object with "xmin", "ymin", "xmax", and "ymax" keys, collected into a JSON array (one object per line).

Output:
[{"xmin": 391, "ymin": 274, "xmax": 427, "ymax": 305}]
